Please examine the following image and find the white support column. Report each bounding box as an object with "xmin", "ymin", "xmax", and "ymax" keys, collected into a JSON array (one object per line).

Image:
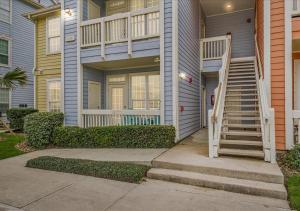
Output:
[
  {"xmin": 264, "ymin": 0, "xmax": 271, "ymax": 105},
  {"xmin": 285, "ymin": 0, "xmax": 294, "ymax": 149},
  {"xmin": 128, "ymin": 14, "xmax": 132, "ymax": 56},
  {"xmin": 77, "ymin": 0, "xmax": 83, "ymax": 127},
  {"xmin": 101, "ymin": 19, "xmax": 105, "ymax": 59},
  {"xmin": 160, "ymin": 0, "xmax": 165, "ymax": 125}
]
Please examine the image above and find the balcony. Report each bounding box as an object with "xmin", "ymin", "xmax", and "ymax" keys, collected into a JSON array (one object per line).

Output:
[{"xmin": 80, "ymin": 5, "xmax": 160, "ymax": 63}]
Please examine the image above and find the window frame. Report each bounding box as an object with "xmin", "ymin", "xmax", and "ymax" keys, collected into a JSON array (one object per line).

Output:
[
  {"xmin": 46, "ymin": 16, "xmax": 61, "ymax": 55},
  {"xmin": 129, "ymin": 71, "xmax": 160, "ymax": 110},
  {"xmin": 0, "ymin": 36, "xmax": 11, "ymax": 67},
  {"xmin": 46, "ymin": 78, "xmax": 61, "ymax": 112},
  {"xmin": 0, "ymin": 0, "xmax": 12, "ymax": 24}
]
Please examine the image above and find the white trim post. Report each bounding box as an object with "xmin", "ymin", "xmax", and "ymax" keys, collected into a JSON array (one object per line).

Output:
[
  {"xmin": 285, "ymin": 0, "xmax": 294, "ymax": 149},
  {"xmin": 61, "ymin": 0, "xmax": 65, "ymax": 114},
  {"xmin": 159, "ymin": 0, "xmax": 165, "ymax": 124},
  {"xmin": 172, "ymin": 0, "xmax": 179, "ymax": 140},
  {"xmin": 264, "ymin": 0, "xmax": 271, "ymax": 105},
  {"xmin": 77, "ymin": 0, "xmax": 83, "ymax": 127}
]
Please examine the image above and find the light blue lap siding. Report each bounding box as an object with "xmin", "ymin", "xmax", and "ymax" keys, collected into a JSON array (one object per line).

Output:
[
  {"xmin": 63, "ymin": 0, "xmax": 79, "ymax": 125},
  {"xmin": 206, "ymin": 9, "xmax": 255, "ymax": 58},
  {"xmin": 178, "ymin": 0, "xmax": 201, "ymax": 139},
  {"xmin": 203, "ymin": 59, "xmax": 222, "ymax": 72},
  {"xmin": 80, "ymin": 38, "xmax": 160, "ymax": 64},
  {"xmin": 163, "ymin": 0, "xmax": 173, "ymax": 125}
]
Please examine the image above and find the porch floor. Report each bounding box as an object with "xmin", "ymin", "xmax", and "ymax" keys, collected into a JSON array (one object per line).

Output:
[{"xmin": 153, "ymin": 129, "xmax": 283, "ymax": 181}]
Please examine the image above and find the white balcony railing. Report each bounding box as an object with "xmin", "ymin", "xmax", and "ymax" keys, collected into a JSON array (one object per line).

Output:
[
  {"xmin": 82, "ymin": 109, "xmax": 160, "ymax": 128},
  {"xmin": 200, "ymin": 35, "xmax": 227, "ymax": 61},
  {"xmin": 80, "ymin": 7, "xmax": 160, "ymax": 56}
]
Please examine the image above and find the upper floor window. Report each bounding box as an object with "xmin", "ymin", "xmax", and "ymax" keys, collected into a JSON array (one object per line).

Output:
[
  {"xmin": 47, "ymin": 16, "xmax": 60, "ymax": 54},
  {"xmin": 0, "ymin": 38, "xmax": 10, "ymax": 66},
  {"xmin": 130, "ymin": 0, "xmax": 159, "ymax": 12},
  {"xmin": 0, "ymin": 0, "xmax": 11, "ymax": 23}
]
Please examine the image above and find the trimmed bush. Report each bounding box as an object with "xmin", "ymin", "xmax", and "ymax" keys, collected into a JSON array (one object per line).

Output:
[
  {"xmin": 24, "ymin": 112, "xmax": 64, "ymax": 148},
  {"xmin": 26, "ymin": 156, "xmax": 150, "ymax": 183},
  {"xmin": 284, "ymin": 144, "xmax": 300, "ymax": 171},
  {"xmin": 7, "ymin": 108, "xmax": 38, "ymax": 131},
  {"xmin": 53, "ymin": 125, "xmax": 175, "ymax": 148}
]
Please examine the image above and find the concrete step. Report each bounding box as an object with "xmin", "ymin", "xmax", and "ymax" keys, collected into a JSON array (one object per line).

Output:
[
  {"xmin": 147, "ymin": 168, "xmax": 287, "ymax": 199},
  {"xmin": 220, "ymin": 139, "xmax": 263, "ymax": 147},
  {"xmin": 218, "ymin": 148, "xmax": 265, "ymax": 159},
  {"xmin": 221, "ymin": 130, "xmax": 262, "ymax": 137},
  {"xmin": 223, "ymin": 123, "xmax": 261, "ymax": 129}
]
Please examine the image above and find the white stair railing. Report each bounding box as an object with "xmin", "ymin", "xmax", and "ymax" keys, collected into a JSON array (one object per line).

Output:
[
  {"xmin": 208, "ymin": 35, "xmax": 232, "ymax": 158},
  {"xmin": 254, "ymin": 34, "xmax": 276, "ymax": 163}
]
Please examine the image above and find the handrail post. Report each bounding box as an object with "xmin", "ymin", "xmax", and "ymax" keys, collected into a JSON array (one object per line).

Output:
[
  {"xmin": 200, "ymin": 39, "xmax": 203, "ymax": 71},
  {"xmin": 101, "ymin": 18, "xmax": 105, "ymax": 59},
  {"xmin": 128, "ymin": 13, "xmax": 132, "ymax": 56}
]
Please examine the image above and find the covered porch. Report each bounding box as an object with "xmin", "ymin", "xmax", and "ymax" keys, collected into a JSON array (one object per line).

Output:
[{"xmin": 81, "ymin": 56, "xmax": 161, "ymax": 128}]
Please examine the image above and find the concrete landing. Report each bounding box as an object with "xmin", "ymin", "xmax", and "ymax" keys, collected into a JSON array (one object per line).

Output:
[{"xmin": 149, "ymin": 129, "xmax": 287, "ymax": 199}]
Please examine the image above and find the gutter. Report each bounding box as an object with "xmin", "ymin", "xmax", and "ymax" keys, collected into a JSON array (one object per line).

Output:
[{"xmin": 23, "ymin": 4, "xmax": 61, "ymax": 21}]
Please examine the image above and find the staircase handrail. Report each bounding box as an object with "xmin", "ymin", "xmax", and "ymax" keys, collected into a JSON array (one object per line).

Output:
[
  {"xmin": 254, "ymin": 34, "xmax": 276, "ymax": 163},
  {"xmin": 208, "ymin": 34, "xmax": 232, "ymax": 158}
]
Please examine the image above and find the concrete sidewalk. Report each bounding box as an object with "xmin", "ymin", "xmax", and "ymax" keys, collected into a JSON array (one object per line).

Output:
[{"xmin": 0, "ymin": 153, "xmax": 291, "ymax": 211}]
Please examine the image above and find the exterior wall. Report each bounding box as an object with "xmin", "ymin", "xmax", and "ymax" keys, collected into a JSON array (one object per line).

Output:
[
  {"xmin": 256, "ymin": 0, "xmax": 264, "ymax": 74},
  {"xmin": 203, "ymin": 59, "xmax": 222, "ymax": 72},
  {"xmin": 206, "ymin": 9, "xmax": 255, "ymax": 58},
  {"xmin": 270, "ymin": 0, "xmax": 286, "ymax": 150},
  {"xmin": 178, "ymin": 0, "xmax": 200, "ymax": 139},
  {"xmin": 63, "ymin": 0, "xmax": 79, "ymax": 125},
  {"xmin": 80, "ymin": 38, "xmax": 160, "ymax": 64},
  {"xmin": 35, "ymin": 14, "xmax": 61, "ymax": 111},
  {"xmin": 162, "ymin": 0, "xmax": 173, "ymax": 125}
]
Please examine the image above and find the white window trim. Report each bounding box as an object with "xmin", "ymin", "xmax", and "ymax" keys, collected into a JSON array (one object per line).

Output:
[
  {"xmin": 87, "ymin": 0, "xmax": 101, "ymax": 20},
  {"xmin": 0, "ymin": 35, "xmax": 12, "ymax": 67},
  {"xmin": 46, "ymin": 16, "xmax": 61, "ymax": 55},
  {"xmin": 129, "ymin": 71, "xmax": 160, "ymax": 110},
  {"xmin": 0, "ymin": 0, "xmax": 12, "ymax": 24},
  {"xmin": 46, "ymin": 78, "xmax": 61, "ymax": 112}
]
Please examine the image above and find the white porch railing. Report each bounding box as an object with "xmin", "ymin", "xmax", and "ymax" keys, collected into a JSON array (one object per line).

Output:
[
  {"xmin": 80, "ymin": 7, "xmax": 160, "ymax": 56},
  {"xmin": 254, "ymin": 34, "xmax": 276, "ymax": 163},
  {"xmin": 82, "ymin": 109, "xmax": 160, "ymax": 128},
  {"xmin": 200, "ymin": 35, "xmax": 227, "ymax": 61},
  {"xmin": 293, "ymin": 110, "xmax": 300, "ymax": 145},
  {"xmin": 208, "ymin": 35, "xmax": 232, "ymax": 158}
]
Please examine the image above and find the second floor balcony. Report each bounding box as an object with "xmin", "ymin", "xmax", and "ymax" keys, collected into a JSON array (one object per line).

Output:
[{"xmin": 79, "ymin": 0, "xmax": 160, "ymax": 63}]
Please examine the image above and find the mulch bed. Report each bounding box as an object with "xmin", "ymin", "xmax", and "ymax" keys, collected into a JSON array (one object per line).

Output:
[{"xmin": 15, "ymin": 141, "xmax": 35, "ymax": 153}]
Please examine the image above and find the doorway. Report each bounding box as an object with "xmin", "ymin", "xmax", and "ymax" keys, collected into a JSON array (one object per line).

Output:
[{"xmin": 88, "ymin": 81, "xmax": 101, "ymax": 109}]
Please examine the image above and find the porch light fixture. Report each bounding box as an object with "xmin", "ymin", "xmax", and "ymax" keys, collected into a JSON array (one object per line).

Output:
[
  {"xmin": 225, "ymin": 3, "xmax": 233, "ymax": 11},
  {"xmin": 65, "ymin": 8, "xmax": 72, "ymax": 17},
  {"xmin": 179, "ymin": 72, "xmax": 192, "ymax": 84}
]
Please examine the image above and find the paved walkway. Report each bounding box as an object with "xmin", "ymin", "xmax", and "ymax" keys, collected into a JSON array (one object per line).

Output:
[{"xmin": 0, "ymin": 151, "xmax": 291, "ymax": 211}]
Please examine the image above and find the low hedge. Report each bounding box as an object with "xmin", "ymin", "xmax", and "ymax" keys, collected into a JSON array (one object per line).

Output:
[
  {"xmin": 24, "ymin": 112, "xmax": 64, "ymax": 148},
  {"xmin": 283, "ymin": 144, "xmax": 300, "ymax": 171},
  {"xmin": 53, "ymin": 125, "xmax": 175, "ymax": 148},
  {"xmin": 26, "ymin": 156, "xmax": 150, "ymax": 183},
  {"xmin": 7, "ymin": 108, "xmax": 38, "ymax": 131}
]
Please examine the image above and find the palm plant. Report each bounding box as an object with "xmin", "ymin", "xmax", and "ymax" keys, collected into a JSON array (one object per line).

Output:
[{"xmin": 0, "ymin": 67, "xmax": 27, "ymax": 89}]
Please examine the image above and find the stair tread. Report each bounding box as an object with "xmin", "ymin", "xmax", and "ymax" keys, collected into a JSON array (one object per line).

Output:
[
  {"xmin": 226, "ymin": 94, "xmax": 257, "ymax": 97},
  {"xmin": 223, "ymin": 116, "xmax": 260, "ymax": 120},
  {"xmin": 147, "ymin": 168, "xmax": 287, "ymax": 199},
  {"xmin": 228, "ymin": 80, "xmax": 256, "ymax": 83},
  {"xmin": 222, "ymin": 130, "xmax": 262, "ymax": 136},
  {"xmin": 227, "ymin": 84, "xmax": 257, "ymax": 87},
  {"xmin": 225, "ymin": 99, "xmax": 258, "ymax": 102},
  {"xmin": 227, "ymin": 89, "xmax": 257, "ymax": 92},
  {"xmin": 229, "ymin": 72, "xmax": 256, "ymax": 76},
  {"xmin": 223, "ymin": 123, "xmax": 261, "ymax": 128},
  {"xmin": 219, "ymin": 148, "xmax": 264, "ymax": 158},
  {"xmin": 220, "ymin": 139, "xmax": 263, "ymax": 146},
  {"xmin": 229, "ymin": 69, "xmax": 255, "ymax": 72},
  {"xmin": 224, "ymin": 111, "xmax": 259, "ymax": 114}
]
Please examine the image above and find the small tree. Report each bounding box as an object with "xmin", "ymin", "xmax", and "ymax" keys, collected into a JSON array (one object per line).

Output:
[{"xmin": 0, "ymin": 67, "xmax": 27, "ymax": 89}]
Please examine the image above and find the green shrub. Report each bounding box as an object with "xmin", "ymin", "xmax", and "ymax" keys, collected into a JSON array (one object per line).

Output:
[
  {"xmin": 7, "ymin": 108, "xmax": 38, "ymax": 131},
  {"xmin": 284, "ymin": 144, "xmax": 300, "ymax": 171},
  {"xmin": 53, "ymin": 125, "xmax": 175, "ymax": 148},
  {"xmin": 24, "ymin": 112, "xmax": 64, "ymax": 148},
  {"xmin": 26, "ymin": 156, "xmax": 150, "ymax": 183}
]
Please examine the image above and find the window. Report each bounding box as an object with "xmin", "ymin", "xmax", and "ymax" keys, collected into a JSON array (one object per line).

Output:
[
  {"xmin": 0, "ymin": 88, "xmax": 9, "ymax": 114},
  {"xmin": 0, "ymin": 38, "xmax": 9, "ymax": 66},
  {"xmin": 47, "ymin": 16, "xmax": 60, "ymax": 54},
  {"xmin": 130, "ymin": 0, "xmax": 144, "ymax": 11},
  {"xmin": 47, "ymin": 80, "xmax": 61, "ymax": 112},
  {"xmin": 146, "ymin": 0, "xmax": 159, "ymax": 8},
  {"xmin": 88, "ymin": 0, "xmax": 101, "ymax": 19},
  {"xmin": 130, "ymin": 73, "xmax": 160, "ymax": 110},
  {"xmin": 0, "ymin": 0, "xmax": 10, "ymax": 23}
]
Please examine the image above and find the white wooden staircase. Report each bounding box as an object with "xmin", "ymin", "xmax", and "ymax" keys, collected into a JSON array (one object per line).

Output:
[{"xmin": 219, "ymin": 59, "xmax": 264, "ymax": 159}]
